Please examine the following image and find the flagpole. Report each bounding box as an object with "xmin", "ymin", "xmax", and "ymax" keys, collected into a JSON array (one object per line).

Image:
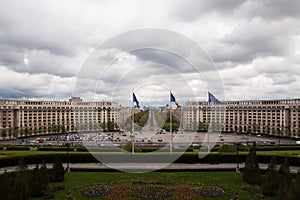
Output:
[
  {"xmin": 132, "ymin": 93, "xmax": 135, "ymax": 154},
  {"xmin": 207, "ymin": 91, "xmax": 210, "ymax": 152},
  {"xmin": 170, "ymin": 90, "xmax": 172, "ymax": 153}
]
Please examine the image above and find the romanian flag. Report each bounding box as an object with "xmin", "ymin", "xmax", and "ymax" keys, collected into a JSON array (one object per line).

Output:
[{"xmin": 170, "ymin": 92, "xmax": 179, "ymax": 107}]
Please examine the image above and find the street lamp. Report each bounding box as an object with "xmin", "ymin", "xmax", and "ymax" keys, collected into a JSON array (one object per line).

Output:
[
  {"xmin": 235, "ymin": 142, "xmax": 241, "ymax": 172},
  {"xmin": 66, "ymin": 142, "xmax": 70, "ymax": 172}
]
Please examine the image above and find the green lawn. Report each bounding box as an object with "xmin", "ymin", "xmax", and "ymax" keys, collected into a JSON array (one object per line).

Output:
[
  {"xmin": 1, "ymin": 149, "xmax": 297, "ymax": 199},
  {"xmin": 33, "ymin": 171, "xmax": 271, "ymax": 200},
  {"xmin": 256, "ymin": 150, "xmax": 300, "ymax": 156}
]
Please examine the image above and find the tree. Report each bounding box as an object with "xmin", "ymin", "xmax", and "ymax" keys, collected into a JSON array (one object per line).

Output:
[
  {"xmin": 252, "ymin": 124, "xmax": 259, "ymax": 134},
  {"xmin": 11, "ymin": 158, "xmax": 30, "ymax": 200},
  {"xmin": 20, "ymin": 128, "xmax": 26, "ymax": 136},
  {"xmin": 218, "ymin": 144, "xmax": 237, "ymax": 153},
  {"xmin": 1, "ymin": 130, "xmax": 7, "ymax": 140},
  {"xmin": 121, "ymin": 141, "xmax": 140, "ymax": 152},
  {"xmin": 264, "ymin": 125, "xmax": 271, "ymax": 135},
  {"xmin": 50, "ymin": 155, "xmax": 65, "ymax": 182},
  {"xmin": 28, "ymin": 161, "xmax": 50, "ymax": 197},
  {"xmin": 16, "ymin": 157, "xmax": 28, "ymax": 172},
  {"xmin": 107, "ymin": 121, "xmax": 115, "ymax": 131},
  {"xmin": 239, "ymin": 125, "xmax": 243, "ymax": 133},
  {"xmin": 40, "ymin": 160, "xmax": 50, "ymax": 186},
  {"xmin": 8, "ymin": 130, "xmax": 12, "ymax": 139},
  {"xmin": 52, "ymin": 125, "xmax": 59, "ymax": 133},
  {"xmin": 279, "ymin": 157, "xmax": 291, "ymax": 184},
  {"xmin": 262, "ymin": 155, "xmax": 281, "ymax": 197},
  {"xmin": 33, "ymin": 127, "xmax": 38, "ymax": 135},
  {"xmin": 13, "ymin": 129, "xmax": 18, "ymax": 138},
  {"xmin": 163, "ymin": 112, "xmax": 179, "ymax": 131},
  {"xmin": 243, "ymin": 144, "xmax": 262, "ymax": 185},
  {"xmin": 48, "ymin": 126, "xmax": 52, "ymax": 133},
  {"xmin": 29, "ymin": 164, "xmax": 44, "ymax": 197},
  {"xmin": 271, "ymin": 127, "xmax": 277, "ymax": 135},
  {"xmin": 61, "ymin": 125, "xmax": 67, "ymax": 134},
  {"xmin": 297, "ymin": 129, "xmax": 300, "ymax": 138},
  {"xmin": 286, "ymin": 170, "xmax": 300, "ymax": 200},
  {"xmin": 24, "ymin": 127, "xmax": 31, "ymax": 137},
  {"xmin": 275, "ymin": 157, "xmax": 292, "ymax": 199},
  {"xmin": 198, "ymin": 121, "xmax": 208, "ymax": 132}
]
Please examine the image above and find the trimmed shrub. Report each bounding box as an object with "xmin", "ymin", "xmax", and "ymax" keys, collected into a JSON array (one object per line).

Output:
[
  {"xmin": 0, "ymin": 172, "xmax": 16, "ymax": 199},
  {"xmin": 262, "ymin": 156, "xmax": 281, "ymax": 197},
  {"xmin": 243, "ymin": 145, "xmax": 262, "ymax": 185},
  {"xmin": 6, "ymin": 145, "xmax": 30, "ymax": 151},
  {"xmin": 50, "ymin": 155, "xmax": 65, "ymax": 182},
  {"xmin": 218, "ymin": 144, "xmax": 237, "ymax": 153},
  {"xmin": 37, "ymin": 147, "xmax": 74, "ymax": 151}
]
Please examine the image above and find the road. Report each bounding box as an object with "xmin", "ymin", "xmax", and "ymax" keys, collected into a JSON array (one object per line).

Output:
[{"xmin": 1, "ymin": 162, "xmax": 299, "ymax": 174}]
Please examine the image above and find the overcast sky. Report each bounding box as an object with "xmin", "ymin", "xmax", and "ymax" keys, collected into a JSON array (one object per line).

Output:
[{"xmin": 0, "ymin": 0, "xmax": 299, "ymax": 105}]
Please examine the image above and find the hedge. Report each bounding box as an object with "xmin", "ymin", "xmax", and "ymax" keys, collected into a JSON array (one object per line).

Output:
[
  {"xmin": 5, "ymin": 146, "xmax": 31, "ymax": 151},
  {"xmin": 37, "ymin": 147, "xmax": 75, "ymax": 152},
  {"xmin": 0, "ymin": 153, "xmax": 299, "ymax": 168},
  {"xmin": 253, "ymin": 145, "xmax": 300, "ymax": 151},
  {"xmin": 38, "ymin": 146, "xmax": 127, "ymax": 152},
  {"xmin": 0, "ymin": 153, "xmax": 97, "ymax": 168}
]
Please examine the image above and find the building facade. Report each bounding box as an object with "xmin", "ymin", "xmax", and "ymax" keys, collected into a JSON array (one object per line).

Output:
[
  {"xmin": 184, "ymin": 99, "xmax": 300, "ymax": 138},
  {"xmin": 1, "ymin": 97, "xmax": 300, "ymax": 139},
  {"xmin": 0, "ymin": 97, "xmax": 123, "ymax": 139}
]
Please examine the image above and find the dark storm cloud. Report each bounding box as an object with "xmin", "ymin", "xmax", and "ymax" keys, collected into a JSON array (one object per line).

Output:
[
  {"xmin": 131, "ymin": 49, "xmax": 195, "ymax": 73},
  {"xmin": 214, "ymin": 18, "xmax": 299, "ymax": 63},
  {"xmin": 237, "ymin": 0, "xmax": 300, "ymax": 20},
  {"xmin": 171, "ymin": 0, "xmax": 300, "ymax": 22},
  {"xmin": 170, "ymin": 0, "xmax": 246, "ymax": 21},
  {"xmin": 0, "ymin": 0, "xmax": 86, "ymax": 57},
  {"xmin": 0, "ymin": 45, "xmax": 24, "ymax": 66}
]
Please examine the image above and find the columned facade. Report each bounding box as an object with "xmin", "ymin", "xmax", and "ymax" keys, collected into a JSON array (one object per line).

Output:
[
  {"xmin": 1, "ymin": 97, "xmax": 300, "ymax": 139},
  {"xmin": 184, "ymin": 99, "xmax": 300, "ymax": 138},
  {"xmin": 0, "ymin": 97, "xmax": 122, "ymax": 139}
]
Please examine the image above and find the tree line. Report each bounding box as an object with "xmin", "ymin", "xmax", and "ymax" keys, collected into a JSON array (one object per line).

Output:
[
  {"xmin": 0, "ymin": 155, "xmax": 65, "ymax": 200},
  {"xmin": 243, "ymin": 143, "xmax": 300, "ymax": 199}
]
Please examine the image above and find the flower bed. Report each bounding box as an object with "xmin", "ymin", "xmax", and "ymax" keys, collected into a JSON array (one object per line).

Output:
[
  {"xmin": 194, "ymin": 185, "xmax": 224, "ymax": 198},
  {"xmin": 81, "ymin": 185, "xmax": 111, "ymax": 198},
  {"xmin": 133, "ymin": 185, "xmax": 173, "ymax": 200},
  {"xmin": 106, "ymin": 184, "xmax": 133, "ymax": 200},
  {"xmin": 81, "ymin": 183, "xmax": 224, "ymax": 199}
]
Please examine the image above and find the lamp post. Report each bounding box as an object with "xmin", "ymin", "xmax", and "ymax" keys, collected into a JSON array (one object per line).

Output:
[
  {"xmin": 66, "ymin": 142, "xmax": 70, "ymax": 172},
  {"xmin": 236, "ymin": 142, "xmax": 241, "ymax": 172}
]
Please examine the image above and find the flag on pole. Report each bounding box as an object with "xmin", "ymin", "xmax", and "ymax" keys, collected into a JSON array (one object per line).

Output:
[
  {"xmin": 133, "ymin": 92, "xmax": 140, "ymax": 108},
  {"xmin": 170, "ymin": 92, "xmax": 179, "ymax": 107},
  {"xmin": 208, "ymin": 92, "xmax": 221, "ymax": 104}
]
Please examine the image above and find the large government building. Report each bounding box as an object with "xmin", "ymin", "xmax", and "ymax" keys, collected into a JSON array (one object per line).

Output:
[
  {"xmin": 1, "ymin": 97, "xmax": 300, "ymax": 139},
  {"xmin": 184, "ymin": 99, "xmax": 300, "ymax": 138},
  {"xmin": 0, "ymin": 97, "xmax": 128, "ymax": 139}
]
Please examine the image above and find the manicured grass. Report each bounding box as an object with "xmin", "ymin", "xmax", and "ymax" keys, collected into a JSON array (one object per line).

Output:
[
  {"xmin": 256, "ymin": 150, "xmax": 300, "ymax": 156},
  {"xmin": 35, "ymin": 171, "xmax": 271, "ymax": 200}
]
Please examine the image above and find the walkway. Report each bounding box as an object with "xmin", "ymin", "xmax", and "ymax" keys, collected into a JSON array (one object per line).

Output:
[{"xmin": 1, "ymin": 163, "xmax": 299, "ymax": 174}]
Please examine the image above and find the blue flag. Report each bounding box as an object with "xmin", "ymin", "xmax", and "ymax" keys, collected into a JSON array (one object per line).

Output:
[
  {"xmin": 133, "ymin": 93, "xmax": 140, "ymax": 108},
  {"xmin": 208, "ymin": 92, "xmax": 221, "ymax": 104}
]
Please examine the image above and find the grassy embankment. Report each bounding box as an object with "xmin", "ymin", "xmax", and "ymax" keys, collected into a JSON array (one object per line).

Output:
[{"xmin": 32, "ymin": 171, "xmax": 271, "ymax": 200}]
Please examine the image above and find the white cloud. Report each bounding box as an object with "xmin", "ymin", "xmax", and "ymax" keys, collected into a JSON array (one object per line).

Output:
[
  {"xmin": 0, "ymin": 0, "xmax": 299, "ymax": 103},
  {"xmin": 0, "ymin": 66, "xmax": 75, "ymax": 98}
]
